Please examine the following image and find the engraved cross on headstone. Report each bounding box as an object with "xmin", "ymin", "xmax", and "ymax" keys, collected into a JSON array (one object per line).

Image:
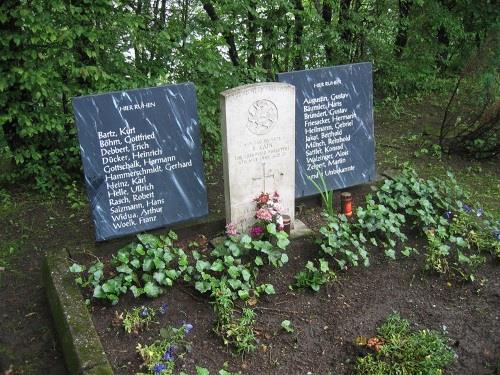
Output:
[{"xmin": 252, "ymin": 162, "xmax": 275, "ymax": 192}]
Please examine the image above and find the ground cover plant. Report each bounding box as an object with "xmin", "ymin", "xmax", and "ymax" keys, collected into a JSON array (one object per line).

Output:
[
  {"xmin": 353, "ymin": 314, "xmax": 455, "ymax": 375},
  {"xmin": 295, "ymin": 166, "xmax": 499, "ymax": 291},
  {"xmin": 70, "ymin": 191, "xmax": 290, "ymax": 361}
]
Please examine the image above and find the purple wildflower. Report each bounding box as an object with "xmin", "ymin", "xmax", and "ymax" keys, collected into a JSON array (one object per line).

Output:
[
  {"xmin": 159, "ymin": 303, "xmax": 168, "ymax": 315},
  {"xmin": 163, "ymin": 346, "xmax": 174, "ymax": 361},
  {"xmin": 183, "ymin": 322, "xmax": 193, "ymax": 334},
  {"xmin": 140, "ymin": 307, "xmax": 149, "ymax": 318},
  {"xmin": 443, "ymin": 211, "xmax": 453, "ymax": 220},
  {"xmin": 494, "ymin": 232, "xmax": 500, "ymax": 240},
  {"xmin": 463, "ymin": 204, "xmax": 472, "ymax": 213},
  {"xmin": 476, "ymin": 208, "xmax": 484, "ymax": 217},
  {"xmin": 153, "ymin": 363, "xmax": 166, "ymax": 374},
  {"xmin": 250, "ymin": 226, "xmax": 264, "ymax": 238}
]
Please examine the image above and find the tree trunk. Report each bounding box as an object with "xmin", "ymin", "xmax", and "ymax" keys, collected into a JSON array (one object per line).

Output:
[
  {"xmin": 201, "ymin": 0, "xmax": 240, "ymax": 66},
  {"xmin": 262, "ymin": 5, "xmax": 285, "ymax": 79},
  {"xmin": 394, "ymin": 0, "xmax": 412, "ymax": 58},
  {"xmin": 338, "ymin": 0, "xmax": 352, "ymax": 53},
  {"xmin": 247, "ymin": 0, "xmax": 257, "ymax": 68},
  {"xmin": 293, "ymin": 0, "xmax": 304, "ymax": 70},
  {"xmin": 321, "ymin": 1, "xmax": 334, "ymax": 64}
]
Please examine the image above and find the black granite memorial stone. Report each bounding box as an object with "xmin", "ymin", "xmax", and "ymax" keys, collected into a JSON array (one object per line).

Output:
[
  {"xmin": 277, "ymin": 62, "xmax": 375, "ymax": 198},
  {"xmin": 73, "ymin": 83, "xmax": 208, "ymax": 241}
]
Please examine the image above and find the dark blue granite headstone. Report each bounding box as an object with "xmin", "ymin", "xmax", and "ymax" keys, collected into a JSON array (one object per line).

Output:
[
  {"xmin": 277, "ymin": 62, "xmax": 375, "ymax": 198},
  {"xmin": 72, "ymin": 83, "xmax": 208, "ymax": 241}
]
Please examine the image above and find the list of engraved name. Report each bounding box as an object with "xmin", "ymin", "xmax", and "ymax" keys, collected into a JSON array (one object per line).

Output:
[
  {"xmin": 303, "ymin": 79, "xmax": 356, "ymax": 178},
  {"xmin": 96, "ymin": 102, "xmax": 191, "ymax": 229}
]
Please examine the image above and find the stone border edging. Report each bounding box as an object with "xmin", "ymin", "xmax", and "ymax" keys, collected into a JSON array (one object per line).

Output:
[
  {"xmin": 43, "ymin": 213, "xmax": 228, "ymax": 375},
  {"xmin": 43, "ymin": 249, "xmax": 114, "ymax": 375}
]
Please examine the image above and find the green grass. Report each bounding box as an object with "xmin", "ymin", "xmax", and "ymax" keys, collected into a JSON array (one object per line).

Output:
[
  {"xmin": 354, "ymin": 314, "xmax": 455, "ymax": 375},
  {"xmin": 375, "ymin": 99, "xmax": 499, "ymax": 218}
]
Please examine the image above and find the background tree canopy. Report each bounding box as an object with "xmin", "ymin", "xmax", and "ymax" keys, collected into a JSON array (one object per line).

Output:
[{"xmin": 0, "ymin": 0, "xmax": 498, "ymax": 191}]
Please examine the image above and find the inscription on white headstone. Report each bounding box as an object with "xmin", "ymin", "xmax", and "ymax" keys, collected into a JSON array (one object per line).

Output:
[{"xmin": 220, "ymin": 83, "xmax": 295, "ymax": 232}]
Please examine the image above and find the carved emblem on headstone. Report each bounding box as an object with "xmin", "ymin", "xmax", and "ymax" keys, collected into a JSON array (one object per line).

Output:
[{"xmin": 247, "ymin": 99, "xmax": 278, "ymax": 135}]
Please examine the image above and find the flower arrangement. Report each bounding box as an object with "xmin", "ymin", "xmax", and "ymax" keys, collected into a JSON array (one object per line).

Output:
[{"xmin": 250, "ymin": 191, "xmax": 284, "ymax": 239}]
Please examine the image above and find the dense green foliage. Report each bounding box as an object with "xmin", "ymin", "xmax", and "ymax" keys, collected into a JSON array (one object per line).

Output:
[
  {"xmin": 300, "ymin": 167, "xmax": 499, "ymax": 289},
  {"xmin": 1, "ymin": 0, "xmax": 498, "ymax": 190},
  {"xmin": 354, "ymin": 314, "xmax": 455, "ymax": 374},
  {"xmin": 70, "ymin": 223, "xmax": 288, "ymax": 304},
  {"xmin": 70, "ymin": 222, "xmax": 290, "ymax": 353}
]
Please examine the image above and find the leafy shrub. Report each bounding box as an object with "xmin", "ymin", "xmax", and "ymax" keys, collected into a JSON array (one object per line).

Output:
[
  {"xmin": 192, "ymin": 223, "xmax": 288, "ymax": 301},
  {"xmin": 307, "ymin": 166, "xmax": 499, "ymax": 288},
  {"xmin": 374, "ymin": 168, "xmax": 497, "ymax": 281},
  {"xmin": 70, "ymin": 231, "xmax": 187, "ymax": 304}
]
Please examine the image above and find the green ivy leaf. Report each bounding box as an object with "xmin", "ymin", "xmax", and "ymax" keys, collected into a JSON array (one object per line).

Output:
[
  {"xmin": 153, "ymin": 258, "xmax": 166, "ymax": 270},
  {"xmin": 241, "ymin": 268, "xmax": 251, "ymax": 282},
  {"xmin": 165, "ymin": 269, "xmax": 177, "ymax": 279},
  {"xmin": 130, "ymin": 258, "xmax": 141, "ymax": 269},
  {"xmin": 264, "ymin": 284, "xmax": 275, "ymax": 294},
  {"xmin": 281, "ymin": 319, "xmax": 294, "ymax": 333},
  {"xmin": 153, "ymin": 271, "xmax": 166, "ymax": 285},
  {"xmin": 143, "ymin": 258, "xmax": 153, "ymax": 272},
  {"xmin": 385, "ymin": 249, "xmax": 396, "ymax": 259},
  {"xmin": 238, "ymin": 289, "xmax": 249, "ymax": 300},
  {"xmin": 135, "ymin": 244, "xmax": 145, "ymax": 255},
  {"xmin": 210, "ymin": 259, "xmax": 224, "ymax": 272},
  {"xmin": 143, "ymin": 281, "xmax": 161, "ymax": 297},
  {"xmin": 196, "ymin": 260, "xmax": 211, "ymax": 273},
  {"xmin": 228, "ymin": 279, "xmax": 242, "ymax": 290},
  {"xmin": 196, "ymin": 367, "xmax": 210, "ymax": 375},
  {"xmin": 137, "ymin": 233, "xmax": 161, "ymax": 248},
  {"xmin": 93, "ymin": 285, "xmax": 105, "ymax": 299},
  {"xmin": 254, "ymin": 256, "xmax": 263, "ymax": 266},
  {"xmin": 130, "ymin": 285, "xmax": 143, "ymax": 298},
  {"xmin": 319, "ymin": 258, "xmax": 329, "ymax": 272},
  {"xmin": 227, "ymin": 265, "xmax": 239, "ymax": 279},
  {"xmin": 195, "ymin": 281, "xmax": 211, "ymax": 294},
  {"xmin": 69, "ymin": 263, "xmax": 84, "ymax": 273},
  {"xmin": 116, "ymin": 264, "xmax": 133, "ymax": 274}
]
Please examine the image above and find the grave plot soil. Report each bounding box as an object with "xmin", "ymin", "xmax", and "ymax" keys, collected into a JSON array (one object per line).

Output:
[{"xmin": 86, "ymin": 202, "xmax": 500, "ymax": 375}]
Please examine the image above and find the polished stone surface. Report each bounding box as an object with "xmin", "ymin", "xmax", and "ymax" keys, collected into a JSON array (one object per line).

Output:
[
  {"xmin": 277, "ymin": 62, "xmax": 375, "ymax": 198},
  {"xmin": 72, "ymin": 83, "xmax": 208, "ymax": 241},
  {"xmin": 220, "ymin": 83, "xmax": 295, "ymax": 232}
]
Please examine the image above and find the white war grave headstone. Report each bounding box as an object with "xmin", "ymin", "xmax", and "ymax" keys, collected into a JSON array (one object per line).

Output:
[{"xmin": 220, "ymin": 83, "xmax": 295, "ymax": 232}]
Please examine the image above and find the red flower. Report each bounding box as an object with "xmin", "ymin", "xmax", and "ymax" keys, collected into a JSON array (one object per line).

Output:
[{"xmin": 255, "ymin": 192, "xmax": 269, "ymax": 205}]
